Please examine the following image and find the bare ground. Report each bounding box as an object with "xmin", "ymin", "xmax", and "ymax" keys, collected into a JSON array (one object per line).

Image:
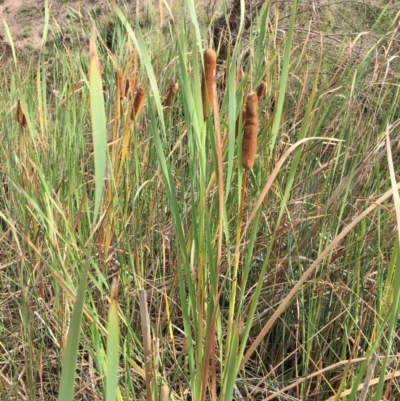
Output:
[{"xmin": 0, "ymin": 0, "xmax": 221, "ymax": 57}]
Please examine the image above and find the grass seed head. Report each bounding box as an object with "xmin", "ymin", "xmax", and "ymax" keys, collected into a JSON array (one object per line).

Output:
[
  {"xmin": 201, "ymin": 48, "xmax": 216, "ymax": 120},
  {"xmin": 242, "ymin": 92, "xmax": 258, "ymax": 170}
]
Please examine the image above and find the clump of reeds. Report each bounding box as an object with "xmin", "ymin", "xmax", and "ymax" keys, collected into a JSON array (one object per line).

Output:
[
  {"xmin": 201, "ymin": 48, "xmax": 216, "ymax": 120},
  {"xmin": 131, "ymin": 87, "xmax": 146, "ymax": 120},
  {"xmin": 242, "ymin": 92, "xmax": 258, "ymax": 170},
  {"xmin": 16, "ymin": 99, "xmax": 27, "ymax": 128},
  {"xmin": 163, "ymin": 79, "xmax": 179, "ymax": 112}
]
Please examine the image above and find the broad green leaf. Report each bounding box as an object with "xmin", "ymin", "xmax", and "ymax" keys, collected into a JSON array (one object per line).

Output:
[{"xmin": 89, "ymin": 24, "xmax": 107, "ymax": 226}]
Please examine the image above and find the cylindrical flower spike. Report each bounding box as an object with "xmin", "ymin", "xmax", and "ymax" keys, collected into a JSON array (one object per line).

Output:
[
  {"xmin": 163, "ymin": 79, "xmax": 179, "ymax": 110},
  {"xmin": 242, "ymin": 92, "xmax": 258, "ymax": 170},
  {"xmin": 17, "ymin": 99, "xmax": 27, "ymax": 128},
  {"xmin": 115, "ymin": 68, "xmax": 124, "ymax": 100},
  {"xmin": 257, "ymin": 81, "xmax": 267, "ymax": 103},
  {"xmin": 201, "ymin": 48, "xmax": 216, "ymax": 120},
  {"xmin": 131, "ymin": 87, "xmax": 146, "ymax": 120}
]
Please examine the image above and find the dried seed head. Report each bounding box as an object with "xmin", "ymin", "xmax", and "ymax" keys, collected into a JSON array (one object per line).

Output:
[
  {"xmin": 242, "ymin": 92, "xmax": 258, "ymax": 170},
  {"xmin": 201, "ymin": 48, "xmax": 216, "ymax": 120},
  {"xmin": 17, "ymin": 99, "xmax": 27, "ymax": 128},
  {"xmin": 163, "ymin": 79, "xmax": 179, "ymax": 110},
  {"xmin": 115, "ymin": 68, "xmax": 124, "ymax": 100},
  {"xmin": 131, "ymin": 87, "xmax": 146, "ymax": 120},
  {"xmin": 257, "ymin": 81, "xmax": 267, "ymax": 103},
  {"xmin": 124, "ymin": 79, "xmax": 130, "ymax": 98}
]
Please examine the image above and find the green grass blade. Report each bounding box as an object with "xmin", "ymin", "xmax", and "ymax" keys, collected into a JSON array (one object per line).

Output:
[
  {"xmin": 106, "ymin": 279, "xmax": 120, "ymax": 401},
  {"xmin": 269, "ymin": 0, "xmax": 298, "ymax": 154},
  {"xmin": 41, "ymin": 0, "xmax": 50, "ymax": 48},
  {"xmin": 3, "ymin": 20, "xmax": 17, "ymax": 67},
  {"xmin": 57, "ymin": 255, "xmax": 90, "ymax": 401},
  {"xmin": 89, "ymin": 24, "xmax": 107, "ymax": 225}
]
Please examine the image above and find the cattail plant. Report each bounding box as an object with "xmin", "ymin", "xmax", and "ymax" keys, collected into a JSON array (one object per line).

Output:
[
  {"xmin": 131, "ymin": 87, "xmax": 146, "ymax": 120},
  {"xmin": 228, "ymin": 92, "xmax": 259, "ymax": 381},
  {"xmin": 242, "ymin": 92, "xmax": 259, "ymax": 170},
  {"xmin": 163, "ymin": 79, "xmax": 179, "ymax": 113},
  {"xmin": 16, "ymin": 99, "xmax": 27, "ymax": 128},
  {"xmin": 124, "ymin": 78, "xmax": 130, "ymax": 98},
  {"xmin": 115, "ymin": 68, "xmax": 124, "ymax": 100},
  {"xmin": 201, "ymin": 48, "xmax": 216, "ymax": 120},
  {"xmin": 257, "ymin": 81, "xmax": 267, "ymax": 103},
  {"xmin": 238, "ymin": 91, "xmax": 259, "ymax": 246}
]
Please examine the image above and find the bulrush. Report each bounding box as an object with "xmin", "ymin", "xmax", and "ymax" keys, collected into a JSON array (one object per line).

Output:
[
  {"xmin": 257, "ymin": 81, "xmax": 267, "ymax": 103},
  {"xmin": 242, "ymin": 92, "xmax": 258, "ymax": 170},
  {"xmin": 115, "ymin": 68, "xmax": 124, "ymax": 100},
  {"xmin": 131, "ymin": 87, "xmax": 146, "ymax": 120},
  {"xmin": 124, "ymin": 78, "xmax": 130, "ymax": 98},
  {"xmin": 163, "ymin": 79, "xmax": 179, "ymax": 111},
  {"xmin": 201, "ymin": 48, "xmax": 216, "ymax": 120},
  {"xmin": 17, "ymin": 99, "xmax": 27, "ymax": 128}
]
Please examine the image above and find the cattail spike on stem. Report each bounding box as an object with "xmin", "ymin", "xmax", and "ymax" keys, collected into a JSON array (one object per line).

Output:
[
  {"xmin": 131, "ymin": 87, "xmax": 146, "ymax": 120},
  {"xmin": 115, "ymin": 68, "xmax": 124, "ymax": 100},
  {"xmin": 242, "ymin": 92, "xmax": 259, "ymax": 170},
  {"xmin": 201, "ymin": 48, "xmax": 216, "ymax": 120},
  {"xmin": 257, "ymin": 81, "xmax": 267, "ymax": 103}
]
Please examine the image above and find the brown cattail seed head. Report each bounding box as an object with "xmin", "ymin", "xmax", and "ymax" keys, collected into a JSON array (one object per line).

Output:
[
  {"xmin": 124, "ymin": 79, "xmax": 130, "ymax": 98},
  {"xmin": 115, "ymin": 68, "xmax": 124, "ymax": 100},
  {"xmin": 201, "ymin": 48, "xmax": 216, "ymax": 120},
  {"xmin": 163, "ymin": 79, "xmax": 179, "ymax": 110},
  {"xmin": 242, "ymin": 92, "xmax": 259, "ymax": 170},
  {"xmin": 131, "ymin": 87, "xmax": 146, "ymax": 120},
  {"xmin": 257, "ymin": 81, "xmax": 267, "ymax": 103},
  {"xmin": 17, "ymin": 99, "xmax": 27, "ymax": 128}
]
